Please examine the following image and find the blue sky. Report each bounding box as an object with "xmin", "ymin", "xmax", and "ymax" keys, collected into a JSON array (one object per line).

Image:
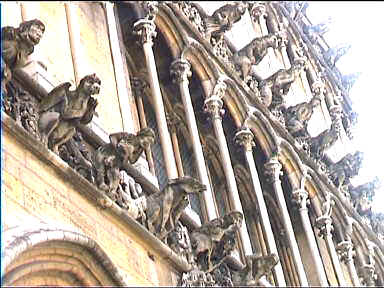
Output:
[{"xmin": 307, "ymin": 2, "xmax": 384, "ymax": 212}]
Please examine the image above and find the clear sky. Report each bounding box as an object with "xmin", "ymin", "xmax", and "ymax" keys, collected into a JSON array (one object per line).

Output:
[{"xmin": 307, "ymin": 2, "xmax": 384, "ymax": 212}]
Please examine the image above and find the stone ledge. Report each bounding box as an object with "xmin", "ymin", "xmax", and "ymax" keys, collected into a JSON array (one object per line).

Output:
[{"xmin": 2, "ymin": 111, "xmax": 192, "ymax": 273}]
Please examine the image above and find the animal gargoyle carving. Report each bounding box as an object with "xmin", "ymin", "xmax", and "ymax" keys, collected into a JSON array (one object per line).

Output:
[
  {"xmin": 233, "ymin": 32, "xmax": 282, "ymax": 81},
  {"xmin": 232, "ymin": 253, "xmax": 279, "ymax": 286},
  {"xmin": 38, "ymin": 74, "xmax": 101, "ymax": 154},
  {"xmin": 328, "ymin": 151, "xmax": 363, "ymax": 189},
  {"xmin": 259, "ymin": 59, "xmax": 306, "ymax": 108},
  {"xmin": 146, "ymin": 176, "xmax": 206, "ymax": 240},
  {"xmin": 93, "ymin": 128, "xmax": 155, "ymax": 194},
  {"xmin": 309, "ymin": 121, "xmax": 340, "ymax": 160},
  {"xmin": 190, "ymin": 211, "xmax": 243, "ymax": 272},
  {"xmin": 205, "ymin": 2, "xmax": 248, "ymax": 40},
  {"xmin": 1, "ymin": 19, "xmax": 45, "ymax": 94}
]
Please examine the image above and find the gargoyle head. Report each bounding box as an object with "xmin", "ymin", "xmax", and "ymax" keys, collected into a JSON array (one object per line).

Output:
[
  {"xmin": 19, "ymin": 19, "xmax": 45, "ymax": 46},
  {"xmin": 169, "ymin": 176, "xmax": 207, "ymax": 195},
  {"xmin": 136, "ymin": 127, "xmax": 155, "ymax": 149},
  {"xmin": 79, "ymin": 73, "xmax": 101, "ymax": 96},
  {"xmin": 223, "ymin": 211, "xmax": 243, "ymax": 229}
]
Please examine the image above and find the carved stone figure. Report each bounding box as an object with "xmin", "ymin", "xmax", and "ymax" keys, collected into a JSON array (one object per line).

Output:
[
  {"xmin": 259, "ymin": 59, "xmax": 306, "ymax": 108},
  {"xmin": 167, "ymin": 221, "xmax": 194, "ymax": 264},
  {"xmin": 232, "ymin": 33, "xmax": 281, "ymax": 81},
  {"xmin": 211, "ymin": 264, "xmax": 233, "ymax": 287},
  {"xmin": 232, "ymin": 253, "xmax": 279, "ymax": 286},
  {"xmin": 38, "ymin": 74, "xmax": 101, "ymax": 153},
  {"xmin": 321, "ymin": 192, "xmax": 334, "ymax": 218},
  {"xmin": 309, "ymin": 121, "xmax": 340, "ymax": 160},
  {"xmin": 205, "ymin": 2, "xmax": 248, "ymax": 40},
  {"xmin": 285, "ymin": 97, "xmax": 321, "ymax": 137},
  {"xmin": 1, "ymin": 19, "xmax": 45, "ymax": 93},
  {"xmin": 93, "ymin": 128, "xmax": 155, "ymax": 193},
  {"xmin": 58, "ymin": 131, "xmax": 94, "ymax": 183},
  {"xmin": 328, "ymin": 151, "xmax": 363, "ymax": 189},
  {"xmin": 146, "ymin": 176, "xmax": 206, "ymax": 240},
  {"xmin": 323, "ymin": 43, "xmax": 351, "ymax": 68},
  {"xmin": 190, "ymin": 211, "xmax": 243, "ymax": 272},
  {"xmin": 342, "ymin": 72, "xmax": 361, "ymax": 93},
  {"xmin": 349, "ymin": 177, "xmax": 380, "ymax": 217},
  {"xmin": 303, "ymin": 17, "xmax": 332, "ymax": 43},
  {"xmin": 179, "ymin": 269, "xmax": 215, "ymax": 287},
  {"xmin": 371, "ymin": 212, "xmax": 384, "ymax": 237}
]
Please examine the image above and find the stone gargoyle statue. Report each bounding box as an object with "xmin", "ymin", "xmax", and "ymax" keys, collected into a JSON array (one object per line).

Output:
[
  {"xmin": 93, "ymin": 128, "xmax": 155, "ymax": 193},
  {"xmin": 38, "ymin": 74, "xmax": 101, "ymax": 154},
  {"xmin": 146, "ymin": 176, "xmax": 206, "ymax": 240},
  {"xmin": 349, "ymin": 177, "xmax": 380, "ymax": 217},
  {"xmin": 303, "ymin": 17, "xmax": 332, "ymax": 43},
  {"xmin": 1, "ymin": 19, "xmax": 45, "ymax": 94},
  {"xmin": 205, "ymin": 2, "xmax": 248, "ymax": 41},
  {"xmin": 327, "ymin": 151, "xmax": 363, "ymax": 189},
  {"xmin": 309, "ymin": 121, "xmax": 340, "ymax": 160},
  {"xmin": 232, "ymin": 253, "xmax": 279, "ymax": 286},
  {"xmin": 323, "ymin": 43, "xmax": 351, "ymax": 68},
  {"xmin": 259, "ymin": 59, "xmax": 306, "ymax": 108},
  {"xmin": 285, "ymin": 96, "xmax": 321, "ymax": 137},
  {"xmin": 190, "ymin": 211, "xmax": 243, "ymax": 272},
  {"xmin": 233, "ymin": 32, "xmax": 283, "ymax": 81}
]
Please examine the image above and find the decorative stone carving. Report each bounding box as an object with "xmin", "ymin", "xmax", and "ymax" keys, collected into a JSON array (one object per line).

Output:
[
  {"xmin": 259, "ymin": 59, "xmax": 306, "ymax": 108},
  {"xmin": 204, "ymin": 78, "xmax": 226, "ymax": 119},
  {"xmin": 167, "ymin": 221, "xmax": 194, "ymax": 264},
  {"xmin": 170, "ymin": 58, "xmax": 192, "ymax": 83},
  {"xmin": 38, "ymin": 74, "xmax": 101, "ymax": 153},
  {"xmin": 235, "ymin": 126, "xmax": 255, "ymax": 152},
  {"xmin": 133, "ymin": 18, "xmax": 157, "ymax": 46},
  {"xmin": 59, "ymin": 131, "xmax": 94, "ymax": 183},
  {"xmin": 309, "ymin": 120, "xmax": 340, "ymax": 160},
  {"xmin": 1, "ymin": 19, "xmax": 45, "ymax": 94},
  {"xmin": 232, "ymin": 253, "xmax": 279, "ymax": 286},
  {"xmin": 342, "ymin": 110, "xmax": 358, "ymax": 140},
  {"xmin": 211, "ymin": 37, "xmax": 235, "ymax": 70},
  {"xmin": 205, "ymin": 2, "xmax": 248, "ymax": 41},
  {"xmin": 93, "ymin": 128, "xmax": 155, "ymax": 193},
  {"xmin": 190, "ymin": 211, "xmax": 243, "ymax": 272},
  {"xmin": 248, "ymin": 2, "xmax": 267, "ymax": 23},
  {"xmin": 139, "ymin": 1, "xmax": 159, "ymax": 21},
  {"xmin": 211, "ymin": 264, "xmax": 233, "ymax": 287},
  {"xmin": 146, "ymin": 176, "xmax": 206, "ymax": 240},
  {"xmin": 233, "ymin": 32, "xmax": 282, "ymax": 81},
  {"xmin": 336, "ymin": 240, "xmax": 354, "ymax": 263},
  {"xmin": 370, "ymin": 212, "xmax": 384, "ymax": 243},
  {"xmin": 179, "ymin": 269, "xmax": 215, "ymax": 287},
  {"xmin": 284, "ymin": 96, "xmax": 321, "ymax": 137},
  {"xmin": 349, "ymin": 177, "xmax": 380, "ymax": 217},
  {"xmin": 316, "ymin": 192, "xmax": 334, "ymax": 238},
  {"xmin": 177, "ymin": 2, "xmax": 206, "ymax": 35},
  {"xmin": 303, "ymin": 17, "xmax": 332, "ymax": 43},
  {"xmin": 327, "ymin": 151, "xmax": 363, "ymax": 189},
  {"xmin": 323, "ymin": 43, "xmax": 351, "ymax": 68},
  {"xmin": 342, "ymin": 72, "xmax": 361, "ymax": 93}
]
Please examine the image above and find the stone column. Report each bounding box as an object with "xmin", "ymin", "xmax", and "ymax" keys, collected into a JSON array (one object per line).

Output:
[
  {"xmin": 292, "ymin": 189, "xmax": 329, "ymax": 286},
  {"xmin": 336, "ymin": 241, "xmax": 361, "ymax": 286},
  {"xmin": 131, "ymin": 77, "xmax": 156, "ymax": 176},
  {"xmin": 203, "ymin": 78, "xmax": 253, "ymax": 255},
  {"xmin": 104, "ymin": 1, "xmax": 135, "ymax": 133},
  {"xmin": 316, "ymin": 213, "xmax": 347, "ymax": 286},
  {"xmin": 235, "ymin": 127, "xmax": 286, "ymax": 286},
  {"xmin": 133, "ymin": 17, "xmax": 178, "ymax": 180},
  {"xmin": 264, "ymin": 156, "xmax": 309, "ymax": 286},
  {"xmin": 170, "ymin": 59, "xmax": 218, "ymax": 221},
  {"xmin": 249, "ymin": 2, "xmax": 268, "ymax": 36},
  {"xmin": 166, "ymin": 112, "xmax": 184, "ymax": 177}
]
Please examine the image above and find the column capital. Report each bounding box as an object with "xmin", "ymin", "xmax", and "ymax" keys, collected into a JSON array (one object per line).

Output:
[
  {"xmin": 203, "ymin": 78, "xmax": 226, "ymax": 119},
  {"xmin": 170, "ymin": 58, "xmax": 192, "ymax": 84},
  {"xmin": 235, "ymin": 127, "xmax": 255, "ymax": 151},
  {"xmin": 311, "ymin": 80, "xmax": 325, "ymax": 101},
  {"xmin": 140, "ymin": 1, "xmax": 159, "ymax": 21},
  {"xmin": 292, "ymin": 189, "xmax": 309, "ymax": 210},
  {"xmin": 249, "ymin": 2, "xmax": 267, "ymax": 22},
  {"xmin": 359, "ymin": 264, "xmax": 377, "ymax": 286},
  {"xmin": 316, "ymin": 215, "xmax": 333, "ymax": 238},
  {"xmin": 131, "ymin": 77, "xmax": 148, "ymax": 98},
  {"xmin": 336, "ymin": 240, "xmax": 355, "ymax": 263},
  {"xmin": 133, "ymin": 18, "xmax": 157, "ymax": 46},
  {"xmin": 264, "ymin": 155, "xmax": 283, "ymax": 183}
]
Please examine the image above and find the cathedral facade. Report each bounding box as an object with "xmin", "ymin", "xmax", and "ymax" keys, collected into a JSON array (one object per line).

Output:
[{"xmin": 2, "ymin": 2, "xmax": 383, "ymax": 286}]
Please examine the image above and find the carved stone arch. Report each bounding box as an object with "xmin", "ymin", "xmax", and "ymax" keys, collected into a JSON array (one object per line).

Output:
[
  {"xmin": 2, "ymin": 223, "xmax": 127, "ymax": 286},
  {"xmin": 278, "ymin": 139, "xmax": 306, "ymax": 191},
  {"xmin": 180, "ymin": 38, "xmax": 220, "ymax": 88},
  {"xmin": 244, "ymin": 108, "xmax": 280, "ymax": 156}
]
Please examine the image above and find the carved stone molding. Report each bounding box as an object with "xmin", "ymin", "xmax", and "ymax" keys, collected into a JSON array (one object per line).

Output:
[
  {"xmin": 249, "ymin": 2, "xmax": 268, "ymax": 22},
  {"xmin": 133, "ymin": 18, "xmax": 157, "ymax": 46},
  {"xmin": 170, "ymin": 58, "xmax": 192, "ymax": 84},
  {"xmin": 316, "ymin": 215, "xmax": 333, "ymax": 238},
  {"xmin": 131, "ymin": 77, "xmax": 148, "ymax": 98},
  {"xmin": 139, "ymin": 1, "xmax": 159, "ymax": 21},
  {"xmin": 234, "ymin": 127, "xmax": 255, "ymax": 152}
]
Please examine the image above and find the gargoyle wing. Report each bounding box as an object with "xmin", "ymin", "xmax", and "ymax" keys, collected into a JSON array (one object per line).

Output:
[
  {"xmin": 39, "ymin": 82, "xmax": 72, "ymax": 113},
  {"xmin": 1, "ymin": 26, "xmax": 16, "ymax": 41}
]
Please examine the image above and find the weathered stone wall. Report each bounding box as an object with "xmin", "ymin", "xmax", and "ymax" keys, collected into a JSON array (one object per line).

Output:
[{"xmin": 2, "ymin": 126, "xmax": 179, "ymax": 286}]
